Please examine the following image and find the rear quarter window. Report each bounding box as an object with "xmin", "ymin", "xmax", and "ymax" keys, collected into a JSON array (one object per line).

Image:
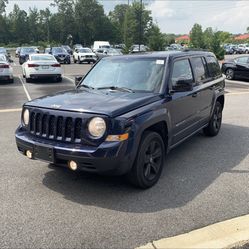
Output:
[{"xmin": 205, "ymin": 56, "xmax": 222, "ymax": 78}]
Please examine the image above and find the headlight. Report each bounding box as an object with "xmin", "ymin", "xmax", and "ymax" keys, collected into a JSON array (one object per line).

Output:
[
  {"xmin": 88, "ymin": 117, "xmax": 106, "ymax": 138},
  {"xmin": 22, "ymin": 109, "xmax": 29, "ymax": 126}
]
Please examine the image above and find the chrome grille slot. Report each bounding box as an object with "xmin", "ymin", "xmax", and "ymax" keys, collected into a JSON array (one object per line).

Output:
[{"xmin": 28, "ymin": 110, "xmax": 86, "ymax": 144}]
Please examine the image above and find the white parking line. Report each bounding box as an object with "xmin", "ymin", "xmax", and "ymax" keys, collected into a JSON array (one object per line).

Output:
[
  {"xmin": 63, "ymin": 76, "xmax": 75, "ymax": 84},
  {"xmin": 18, "ymin": 75, "xmax": 31, "ymax": 101},
  {"xmin": 0, "ymin": 108, "xmax": 22, "ymax": 113}
]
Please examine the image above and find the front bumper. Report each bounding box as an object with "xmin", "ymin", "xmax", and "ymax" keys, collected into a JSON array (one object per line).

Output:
[
  {"xmin": 80, "ymin": 58, "xmax": 97, "ymax": 63},
  {"xmin": 15, "ymin": 127, "xmax": 136, "ymax": 175}
]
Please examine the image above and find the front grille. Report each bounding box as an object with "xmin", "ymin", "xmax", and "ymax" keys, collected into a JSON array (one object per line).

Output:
[
  {"xmin": 29, "ymin": 110, "xmax": 84, "ymax": 143},
  {"xmin": 85, "ymin": 55, "xmax": 92, "ymax": 58}
]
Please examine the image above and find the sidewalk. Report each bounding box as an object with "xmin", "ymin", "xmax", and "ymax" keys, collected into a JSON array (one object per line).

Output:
[{"xmin": 136, "ymin": 214, "xmax": 249, "ymax": 249}]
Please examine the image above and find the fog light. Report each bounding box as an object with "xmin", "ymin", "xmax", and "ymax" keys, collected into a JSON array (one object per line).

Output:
[
  {"xmin": 26, "ymin": 150, "xmax": 33, "ymax": 159},
  {"xmin": 68, "ymin": 160, "xmax": 78, "ymax": 171}
]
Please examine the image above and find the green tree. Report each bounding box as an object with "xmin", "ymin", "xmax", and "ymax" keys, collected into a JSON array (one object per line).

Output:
[
  {"xmin": 0, "ymin": 0, "xmax": 8, "ymax": 15},
  {"xmin": 210, "ymin": 31, "xmax": 225, "ymax": 60},
  {"xmin": 190, "ymin": 23, "xmax": 205, "ymax": 48},
  {"xmin": 8, "ymin": 4, "xmax": 29, "ymax": 44},
  {"xmin": 147, "ymin": 24, "xmax": 164, "ymax": 51}
]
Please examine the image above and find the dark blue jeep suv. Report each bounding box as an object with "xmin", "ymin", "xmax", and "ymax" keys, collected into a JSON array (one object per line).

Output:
[{"xmin": 16, "ymin": 51, "xmax": 225, "ymax": 188}]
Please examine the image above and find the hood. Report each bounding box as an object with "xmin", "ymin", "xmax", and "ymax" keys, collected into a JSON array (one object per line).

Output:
[
  {"xmin": 79, "ymin": 52, "xmax": 96, "ymax": 56},
  {"xmin": 25, "ymin": 89, "xmax": 162, "ymax": 117}
]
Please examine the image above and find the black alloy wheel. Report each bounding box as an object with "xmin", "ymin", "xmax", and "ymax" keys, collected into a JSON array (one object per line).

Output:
[
  {"xmin": 225, "ymin": 68, "xmax": 234, "ymax": 80},
  {"xmin": 203, "ymin": 101, "xmax": 222, "ymax": 137},
  {"xmin": 127, "ymin": 131, "xmax": 165, "ymax": 189}
]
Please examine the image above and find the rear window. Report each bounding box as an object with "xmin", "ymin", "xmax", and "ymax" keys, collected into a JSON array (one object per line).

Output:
[
  {"xmin": 31, "ymin": 55, "xmax": 55, "ymax": 61},
  {"xmin": 191, "ymin": 57, "xmax": 208, "ymax": 83},
  {"xmin": 205, "ymin": 56, "xmax": 221, "ymax": 78}
]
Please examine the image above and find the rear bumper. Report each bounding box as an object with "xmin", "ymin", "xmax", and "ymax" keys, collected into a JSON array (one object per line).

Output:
[
  {"xmin": 0, "ymin": 75, "xmax": 13, "ymax": 80},
  {"xmin": 29, "ymin": 74, "xmax": 61, "ymax": 79},
  {"xmin": 15, "ymin": 127, "xmax": 136, "ymax": 175}
]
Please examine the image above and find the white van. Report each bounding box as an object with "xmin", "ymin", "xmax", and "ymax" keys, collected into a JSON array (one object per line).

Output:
[{"xmin": 92, "ymin": 41, "xmax": 110, "ymax": 52}]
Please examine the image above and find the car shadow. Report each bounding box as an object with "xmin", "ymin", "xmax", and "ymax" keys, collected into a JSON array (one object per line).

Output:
[{"xmin": 42, "ymin": 123, "xmax": 249, "ymax": 213}]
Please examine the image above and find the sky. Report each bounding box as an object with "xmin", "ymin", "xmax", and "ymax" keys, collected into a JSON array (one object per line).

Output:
[{"xmin": 5, "ymin": 0, "xmax": 249, "ymax": 34}]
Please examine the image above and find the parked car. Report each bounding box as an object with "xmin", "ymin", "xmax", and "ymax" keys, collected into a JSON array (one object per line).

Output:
[
  {"xmin": 0, "ymin": 54, "xmax": 14, "ymax": 83},
  {"xmin": 50, "ymin": 47, "xmax": 71, "ymax": 64},
  {"xmin": 95, "ymin": 48, "xmax": 122, "ymax": 60},
  {"xmin": 73, "ymin": 47, "xmax": 97, "ymax": 64},
  {"xmin": 238, "ymin": 44, "xmax": 249, "ymax": 54},
  {"xmin": 15, "ymin": 51, "xmax": 225, "ymax": 188},
  {"xmin": 0, "ymin": 47, "xmax": 11, "ymax": 62},
  {"xmin": 73, "ymin": 44, "xmax": 83, "ymax": 50},
  {"xmin": 22, "ymin": 54, "xmax": 62, "ymax": 83},
  {"xmin": 62, "ymin": 45, "xmax": 73, "ymax": 55},
  {"xmin": 224, "ymin": 45, "xmax": 234, "ymax": 55},
  {"xmin": 130, "ymin": 44, "xmax": 147, "ymax": 53},
  {"xmin": 92, "ymin": 41, "xmax": 110, "ymax": 52},
  {"xmin": 222, "ymin": 56, "xmax": 249, "ymax": 80},
  {"xmin": 19, "ymin": 47, "xmax": 37, "ymax": 65},
  {"xmin": 15, "ymin": 47, "xmax": 21, "ymax": 57}
]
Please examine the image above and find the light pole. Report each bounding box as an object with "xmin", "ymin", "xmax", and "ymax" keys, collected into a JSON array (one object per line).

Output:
[{"xmin": 139, "ymin": 0, "xmax": 142, "ymax": 52}]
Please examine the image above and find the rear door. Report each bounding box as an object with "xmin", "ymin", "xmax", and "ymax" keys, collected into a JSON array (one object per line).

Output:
[
  {"xmin": 167, "ymin": 58, "xmax": 201, "ymax": 145},
  {"xmin": 189, "ymin": 56, "xmax": 214, "ymax": 126}
]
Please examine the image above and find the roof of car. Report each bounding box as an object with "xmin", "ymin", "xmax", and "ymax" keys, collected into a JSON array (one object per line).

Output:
[{"xmin": 105, "ymin": 50, "xmax": 215, "ymax": 60}]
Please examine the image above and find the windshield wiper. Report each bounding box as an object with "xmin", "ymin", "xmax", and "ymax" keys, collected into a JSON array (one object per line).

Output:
[
  {"xmin": 78, "ymin": 84, "xmax": 95, "ymax": 90},
  {"xmin": 97, "ymin": 86, "xmax": 134, "ymax": 93}
]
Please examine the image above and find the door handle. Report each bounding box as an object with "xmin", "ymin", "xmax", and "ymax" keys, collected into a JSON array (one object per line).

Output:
[{"xmin": 192, "ymin": 92, "xmax": 198, "ymax": 97}]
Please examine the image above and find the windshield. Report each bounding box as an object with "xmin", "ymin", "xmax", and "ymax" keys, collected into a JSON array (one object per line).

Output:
[
  {"xmin": 78, "ymin": 48, "xmax": 92, "ymax": 53},
  {"xmin": 21, "ymin": 47, "xmax": 35, "ymax": 54},
  {"xmin": 106, "ymin": 49, "xmax": 121, "ymax": 55},
  {"xmin": 81, "ymin": 57, "xmax": 165, "ymax": 92},
  {"xmin": 52, "ymin": 47, "xmax": 66, "ymax": 53},
  {"xmin": 31, "ymin": 55, "xmax": 55, "ymax": 61},
  {"xmin": 0, "ymin": 48, "xmax": 7, "ymax": 53},
  {"xmin": 0, "ymin": 55, "xmax": 7, "ymax": 61}
]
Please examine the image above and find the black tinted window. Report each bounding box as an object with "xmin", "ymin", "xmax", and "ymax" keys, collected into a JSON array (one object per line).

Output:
[
  {"xmin": 191, "ymin": 57, "xmax": 208, "ymax": 83},
  {"xmin": 171, "ymin": 59, "xmax": 193, "ymax": 86},
  {"xmin": 206, "ymin": 56, "xmax": 221, "ymax": 78}
]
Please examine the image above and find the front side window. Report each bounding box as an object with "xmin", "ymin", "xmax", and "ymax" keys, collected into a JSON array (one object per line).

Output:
[
  {"xmin": 191, "ymin": 57, "xmax": 208, "ymax": 83},
  {"xmin": 171, "ymin": 59, "xmax": 193, "ymax": 87},
  {"xmin": 81, "ymin": 58, "xmax": 165, "ymax": 92}
]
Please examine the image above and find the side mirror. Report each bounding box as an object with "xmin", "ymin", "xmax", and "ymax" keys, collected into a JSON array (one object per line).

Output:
[
  {"xmin": 49, "ymin": 51, "xmax": 52, "ymax": 54},
  {"xmin": 172, "ymin": 78, "xmax": 193, "ymax": 92},
  {"xmin": 75, "ymin": 75, "xmax": 84, "ymax": 86}
]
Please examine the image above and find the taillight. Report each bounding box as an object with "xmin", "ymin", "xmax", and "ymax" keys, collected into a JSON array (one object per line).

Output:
[
  {"xmin": 51, "ymin": 64, "xmax": 61, "ymax": 67},
  {"xmin": 0, "ymin": 64, "xmax": 9, "ymax": 68},
  {"xmin": 28, "ymin": 64, "xmax": 39, "ymax": 68}
]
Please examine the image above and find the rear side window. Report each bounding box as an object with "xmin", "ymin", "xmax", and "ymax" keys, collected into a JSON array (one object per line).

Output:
[
  {"xmin": 191, "ymin": 57, "xmax": 208, "ymax": 83},
  {"xmin": 171, "ymin": 59, "xmax": 193, "ymax": 86},
  {"xmin": 205, "ymin": 56, "xmax": 221, "ymax": 78},
  {"xmin": 235, "ymin": 57, "xmax": 249, "ymax": 64}
]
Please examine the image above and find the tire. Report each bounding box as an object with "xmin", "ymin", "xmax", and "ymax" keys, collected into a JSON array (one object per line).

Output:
[
  {"xmin": 56, "ymin": 76, "xmax": 62, "ymax": 82},
  {"xmin": 26, "ymin": 77, "xmax": 32, "ymax": 83},
  {"xmin": 203, "ymin": 101, "xmax": 222, "ymax": 137},
  {"xmin": 127, "ymin": 131, "xmax": 165, "ymax": 189},
  {"xmin": 225, "ymin": 68, "xmax": 234, "ymax": 80},
  {"xmin": 73, "ymin": 57, "xmax": 76, "ymax": 63}
]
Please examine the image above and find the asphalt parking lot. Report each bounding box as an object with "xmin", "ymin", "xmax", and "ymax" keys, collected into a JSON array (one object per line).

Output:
[{"xmin": 0, "ymin": 56, "xmax": 249, "ymax": 249}]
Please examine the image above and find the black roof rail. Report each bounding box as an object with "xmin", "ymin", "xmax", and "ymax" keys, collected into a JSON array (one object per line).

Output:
[{"xmin": 183, "ymin": 48, "xmax": 210, "ymax": 52}]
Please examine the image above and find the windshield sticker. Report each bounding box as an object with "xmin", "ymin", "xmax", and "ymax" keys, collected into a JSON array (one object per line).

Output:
[{"xmin": 156, "ymin": 60, "xmax": 164, "ymax": 65}]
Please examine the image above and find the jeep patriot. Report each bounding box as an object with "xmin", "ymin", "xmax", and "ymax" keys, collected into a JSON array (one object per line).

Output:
[{"xmin": 16, "ymin": 51, "xmax": 225, "ymax": 188}]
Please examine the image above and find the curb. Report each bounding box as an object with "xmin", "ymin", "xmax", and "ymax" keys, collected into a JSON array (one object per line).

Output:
[{"xmin": 136, "ymin": 214, "xmax": 249, "ymax": 249}]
